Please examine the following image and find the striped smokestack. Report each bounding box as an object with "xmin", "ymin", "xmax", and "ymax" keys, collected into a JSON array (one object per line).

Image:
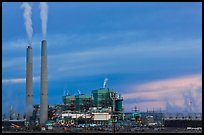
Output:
[
  {"xmin": 26, "ymin": 46, "xmax": 33, "ymax": 120},
  {"xmin": 40, "ymin": 40, "xmax": 48, "ymax": 124}
]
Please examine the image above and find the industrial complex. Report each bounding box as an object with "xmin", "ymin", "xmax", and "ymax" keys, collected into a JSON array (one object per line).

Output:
[
  {"xmin": 2, "ymin": 29, "xmax": 202, "ymax": 133},
  {"xmin": 2, "ymin": 2, "xmax": 202, "ymax": 133},
  {"xmin": 2, "ymin": 77, "xmax": 202, "ymax": 133}
]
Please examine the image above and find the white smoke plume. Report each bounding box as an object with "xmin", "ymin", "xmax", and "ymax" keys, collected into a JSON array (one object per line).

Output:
[
  {"xmin": 39, "ymin": 2, "xmax": 48, "ymax": 39},
  {"xmin": 103, "ymin": 78, "xmax": 108, "ymax": 88},
  {"xmin": 26, "ymin": 104, "xmax": 34, "ymax": 114},
  {"xmin": 21, "ymin": 2, "xmax": 33, "ymax": 45}
]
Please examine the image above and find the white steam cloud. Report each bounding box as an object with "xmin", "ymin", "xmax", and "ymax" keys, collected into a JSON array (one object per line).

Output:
[
  {"xmin": 40, "ymin": 2, "xmax": 48, "ymax": 39},
  {"xmin": 21, "ymin": 2, "xmax": 33, "ymax": 45},
  {"xmin": 103, "ymin": 78, "xmax": 108, "ymax": 88}
]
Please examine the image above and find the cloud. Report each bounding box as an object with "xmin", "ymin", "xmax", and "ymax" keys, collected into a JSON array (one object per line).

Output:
[
  {"xmin": 2, "ymin": 78, "xmax": 26, "ymax": 84},
  {"xmin": 123, "ymin": 74, "xmax": 202, "ymax": 98},
  {"xmin": 46, "ymin": 36, "xmax": 201, "ymax": 78},
  {"xmin": 2, "ymin": 34, "xmax": 202, "ymax": 82},
  {"xmin": 123, "ymin": 74, "xmax": 202, "ymax": 112},
  {"xmin": 2, "ymin": 57, "xmax": 24, "ymax": 69},
  {"xmin": 2, "ymin": 76, "xmax": 40, "ymax": 84}
]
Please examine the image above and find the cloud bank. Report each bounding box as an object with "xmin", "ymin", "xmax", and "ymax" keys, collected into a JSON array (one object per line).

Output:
[{"xmin": 123, "ymin": 74, "xmax": 202, "ymax": 113}]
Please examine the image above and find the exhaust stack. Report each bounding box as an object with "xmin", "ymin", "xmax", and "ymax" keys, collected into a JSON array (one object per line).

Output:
[
  {"xmin": 40, "ymin": 40, "xmax": 48, "ymax": 124},
  {"xmin": 26, "ymin": 46, "xmax": 33, "ymax": 120}
]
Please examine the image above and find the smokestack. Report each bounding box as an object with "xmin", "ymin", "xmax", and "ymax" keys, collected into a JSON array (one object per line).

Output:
[
  {"xmin": 40, "ymin": 40, "xmax": 48, "ymax": 124},
  {"xmin": 26, "ymin": 46, "xmax": 33, "ymax": 120}
]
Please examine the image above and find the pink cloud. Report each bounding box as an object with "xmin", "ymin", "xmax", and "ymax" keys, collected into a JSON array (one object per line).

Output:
[{"xmin": 122, "ymin": 74, "xmax": 202, "ymax": 112}]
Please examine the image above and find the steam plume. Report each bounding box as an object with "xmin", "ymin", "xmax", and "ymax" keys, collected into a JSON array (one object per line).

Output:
[
  {"xmin": 39, "ymin": 2, "xmax": 48, "ymax": 39},
  {"xmin": 21, "ymin": 2, "xmax": 33, "ymax": 45},
  {"xmin": 103, "ymin": 78, "xmax": 108, "ymax": 88}
]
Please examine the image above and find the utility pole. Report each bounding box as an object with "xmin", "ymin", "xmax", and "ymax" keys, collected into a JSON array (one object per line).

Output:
[
  {"xmin": 134, "ymin": 105, "xmax": 137, "ymax": 112},
  {"xmin": 85, "ymin": 109, "xmax": 87, "ymax": 133},
  {"xmin": 189, "ymin": 100, "xmax": 192, "ymax": 114}
]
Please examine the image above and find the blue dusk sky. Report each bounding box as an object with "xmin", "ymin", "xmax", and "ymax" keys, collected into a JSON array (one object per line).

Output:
[{"xmin": 2, "ymin": 2, "xmax": 202, "ymax": 114}]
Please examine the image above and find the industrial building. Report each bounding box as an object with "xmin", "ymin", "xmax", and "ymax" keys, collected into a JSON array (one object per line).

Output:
[
  {"xmin": 91, "ymin": 87, "xmax": 124, "ymax": 120},
  {"xmin": 92, "ymin": 88, "xmax": 114, "ymax": 108},
  {"xmin": 62, "ymin": 94, "xmax": 75, "ymax": 111},
  {"xmin": 62, "ymin": 88, "xmax": 123, "ymax": 113},
  {"xmin": 61, "ymin": 78, "xmax": 124, "ymax": 123},
  {"xmin": 92, "ymin": 88, "xmax": 123, "ymax": 112},
  {"xmin": 62, "ymin": 93, "xmax": 92, "ymax": 112},
  {"xmin": 163, "ymin": 113, "xmax": 202, "ymax": 128},
  {"xmin": 5, "ymin": 40, "xmax": 202, "ymax": 132},
  {"xmin": 75, "ymin": 94, "xmax": 92, "ymax": 111}
]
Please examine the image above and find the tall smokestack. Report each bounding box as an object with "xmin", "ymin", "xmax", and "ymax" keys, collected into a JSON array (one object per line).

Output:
[
  {"xmin": 40, "ymin": 40, "xmax": 48, "ymax": 124},
  {"xmin": 26, "ymin": 46, "xmax": 33, "ymax": 120}
]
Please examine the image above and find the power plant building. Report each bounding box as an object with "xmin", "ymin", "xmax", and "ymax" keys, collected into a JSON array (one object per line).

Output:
[
  {"xmin": 62, "ymin": 94, "xmax": 92, "ymax": 112},
  {"xmin": 75, "ymin": 94, "xmax": 92, "ymax": 111},
  {"xmin": 62, "ymin": 95, "xmax": 76, "ymax": 111},
  {"xmin": 92, "ymin": 88, "xmax": 124, "ymax": 113},
  {"xmin": 92, "ymin": 88, "xmax": 114, "ymax": 108},
  {"xmin": 61, "ymin": 86, "xmax": 124, "ymax": 121},
  {"xmin": 62, "ymin": 88, "xmax": 123, "ymax": 114}
]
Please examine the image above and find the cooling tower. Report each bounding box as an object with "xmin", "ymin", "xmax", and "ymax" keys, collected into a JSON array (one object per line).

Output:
[
  {"xmin": 40, "ymin": 40, "xmax": 48, "ymax": 124},
  {"xmin": 26, "ymin": 46, "xmax": 33, "ymax": 120}
]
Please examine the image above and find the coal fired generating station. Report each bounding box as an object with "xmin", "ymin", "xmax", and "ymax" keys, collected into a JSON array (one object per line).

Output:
[
  {"xmin": 26, "ymin": 45, "xmax": 33, "ymax": 120},
  {"xmin": 40, "ymin": 40, "xmax": 48, "ymax": 124}
]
